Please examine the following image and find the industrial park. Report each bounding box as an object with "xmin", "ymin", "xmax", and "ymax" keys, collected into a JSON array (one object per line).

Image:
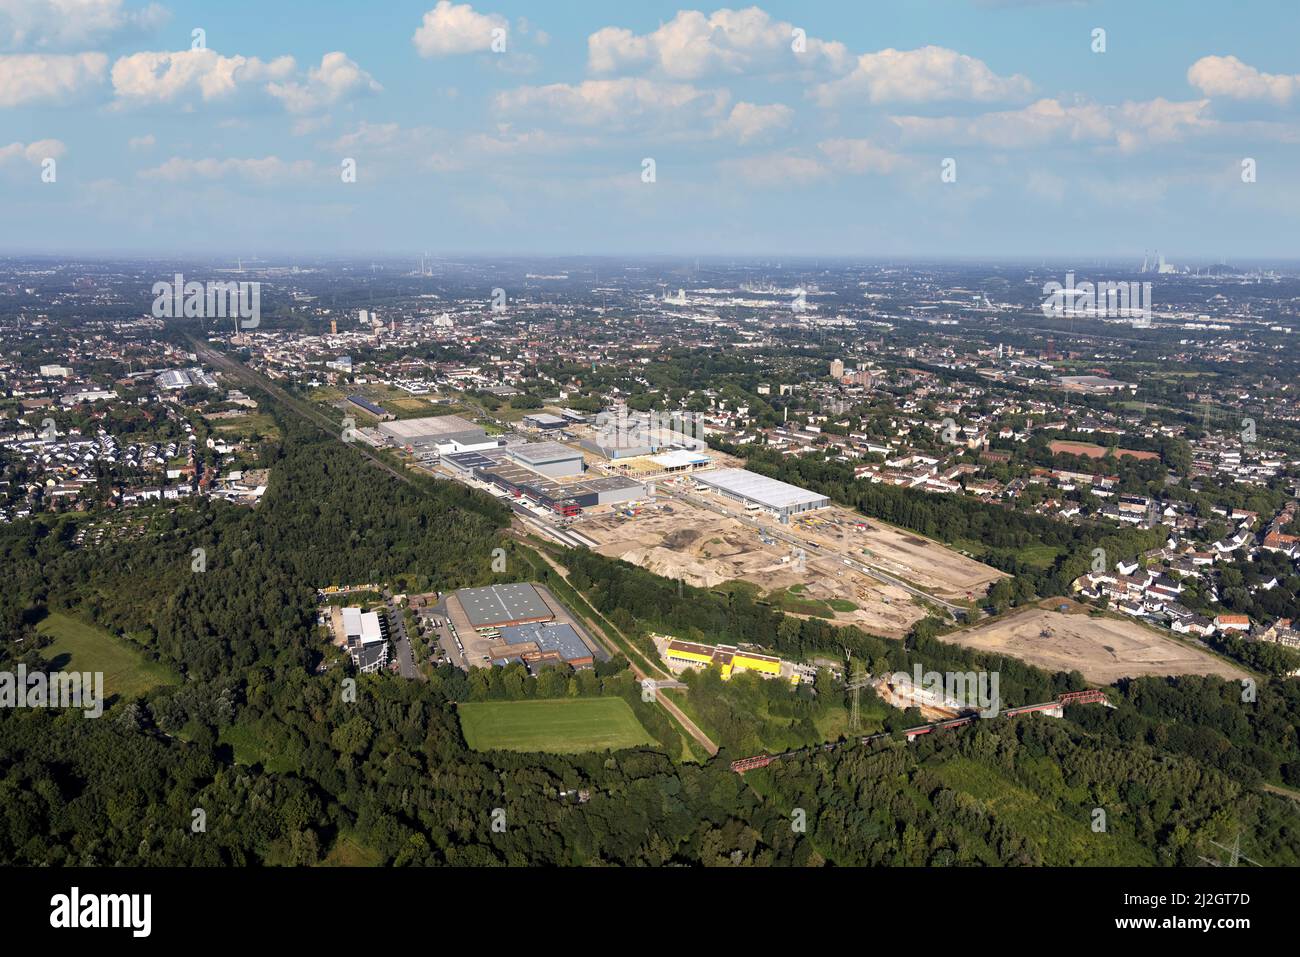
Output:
[{"xmin": 0, "ymin": 0, "xmax": 1294, "ymax": 931}]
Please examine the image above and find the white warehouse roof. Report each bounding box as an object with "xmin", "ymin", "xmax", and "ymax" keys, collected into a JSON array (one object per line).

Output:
[{"xmin": 693, "ymin": 468, "xmax": 828, "ymax": 510}]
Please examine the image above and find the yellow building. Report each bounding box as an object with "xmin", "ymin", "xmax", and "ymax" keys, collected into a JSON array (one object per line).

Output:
[
  {"xmin": 731, "ymin": 651, "xmax": 782, "ymax": 678},
  {"xmin": 664, "ymin": 639, "xmax": 789, "ymax": 682}
]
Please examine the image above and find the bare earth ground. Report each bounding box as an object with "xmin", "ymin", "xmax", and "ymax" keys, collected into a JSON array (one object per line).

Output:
[
  {"xmin": 577, "ymin": 501, "xmax": 949, "ymax": 637},
  {"xmin": 942, "ymin": 604, "xmax": 1247, "ymax": 684},
  {"xmin": 789, "ymin": 505, "xmax": 1006, "ymax": 599}
]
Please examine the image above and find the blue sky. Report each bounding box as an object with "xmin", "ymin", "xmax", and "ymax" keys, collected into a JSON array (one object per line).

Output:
[{"xmin": 3, "ymin": 0, "xmax": 1299, "ymax": 260}]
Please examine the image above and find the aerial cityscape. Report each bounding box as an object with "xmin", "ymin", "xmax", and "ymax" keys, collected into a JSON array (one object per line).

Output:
[{"xmin": 1, "ymin": 0, "xmax": 1293, "ymax": 937}]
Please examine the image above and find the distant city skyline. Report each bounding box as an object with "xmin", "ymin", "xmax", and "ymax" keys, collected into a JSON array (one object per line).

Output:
[{"xmin": 4, "ymin": 0, "xmax": 1300, "ymax": 258}]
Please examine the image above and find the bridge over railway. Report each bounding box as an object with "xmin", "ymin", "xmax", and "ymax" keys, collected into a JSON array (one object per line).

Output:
[{"xmin": 730, "ymin": 689, "xmax": 1112, "ymax": 774}]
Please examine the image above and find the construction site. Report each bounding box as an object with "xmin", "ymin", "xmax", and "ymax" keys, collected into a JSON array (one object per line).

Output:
[
  {"xmin": 784, "ymin": 506, "xmax": 1005, "ymax": 600},
  {"xmin": 943, "ymin": 600, "xmax": 1248, "ymax": 684},
  {"xmin": 573, "ymin": 491, "xmax": 1004, "ymax": 638}
]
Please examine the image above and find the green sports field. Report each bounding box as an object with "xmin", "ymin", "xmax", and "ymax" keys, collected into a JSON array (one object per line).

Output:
[
  {"xmin": 36, "ymin": 612, "xmax": 176, "ymax": 700},
  {"xmin": 458, "ymin": 697, "xmax": 654, "ymax": 754}
]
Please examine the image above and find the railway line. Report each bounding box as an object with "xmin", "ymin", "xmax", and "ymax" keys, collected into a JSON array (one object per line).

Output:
[{"xmin": 730, "ymin": 688, "xmax": 1111, "ymax": 774}]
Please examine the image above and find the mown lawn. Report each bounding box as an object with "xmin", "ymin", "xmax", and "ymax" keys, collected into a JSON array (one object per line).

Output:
[{"xmin": 458, "ymin": 697, "xmax": 653, "ymax": 754}]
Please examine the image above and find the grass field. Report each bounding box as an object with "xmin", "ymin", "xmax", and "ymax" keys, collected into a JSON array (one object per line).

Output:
[
  {"xmin": 212, "ymin": 412, "xmax": 281, "ymax": 440},
  {"xmin": 458, "ymin": 697, "xmax": 654, "ymax": 754},
  {"xmin": 37, "ymin": 612, "xmax": 176, "ymax": 699}
]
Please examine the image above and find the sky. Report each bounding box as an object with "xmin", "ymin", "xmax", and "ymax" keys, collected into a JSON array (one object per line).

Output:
[{"xmin": 3, "ymin": 0, "xmax": 1300, "ymax": 261}]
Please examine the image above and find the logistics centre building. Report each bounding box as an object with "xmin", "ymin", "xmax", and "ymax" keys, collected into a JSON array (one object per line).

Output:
[
  {"xmin": 663, "ymin": 639, "xmax": 787, "ymax": 682},
  {"xmin": 442, "ymin": 448, "xmax": 646, "ymax": 515},
  {"xmin": 692, "ymin": 468, "xmax": 829, "ymax": 521},
  {"xmin": 456, "ymin": 582, "xmax": 555, "ymax": 629},
  {"xmin": 448, "ymin": 583, "xmax": 607, "ymax": 672},
  {"xmin": 377, "ymin": 414, "xmax": 497, "ymax": 453}
]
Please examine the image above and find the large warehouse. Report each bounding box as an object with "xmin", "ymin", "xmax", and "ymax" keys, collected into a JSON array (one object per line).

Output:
[
  {"xmin": 495, "ymin": 622, "xmax": 594, "ymax": 670},
  {"xmin": 377, "ymin": 414, "xmax": 496, "ymax": 453},
  {"xmin": 692, "ymin": 468, "xmax": 829, "ymax": 521},
  {"xmin": 456, "ymin": 583, "xmax": 554, "ymax": 628},
  {"xmin": 442, "ymin": 447, "xmax": 644, "ymax": 515},
  {"xmin": 448, "ymin": 582, "xmax": 608, "ymax": 672},
  {"xmin": 506, "ymin": 441, "xmax": 584, "ymax": 478}
]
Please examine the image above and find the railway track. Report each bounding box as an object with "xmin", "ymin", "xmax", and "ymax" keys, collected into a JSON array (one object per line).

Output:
[{"xmin": 730, "ymin": 688, "xmax": 1111, "ymax": 773}]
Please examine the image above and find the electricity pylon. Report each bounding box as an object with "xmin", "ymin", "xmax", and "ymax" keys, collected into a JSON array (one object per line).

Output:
[
  {"xmin": 1198, "ymin": 830, "xmax": 1261, "ymax": 868},
  {"xmin": 845, "ymin": 651, "xmax": 870, "ymax": 733}
]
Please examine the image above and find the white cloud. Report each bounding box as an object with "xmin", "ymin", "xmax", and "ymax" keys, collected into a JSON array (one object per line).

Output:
[
  {"xmin": 127, "ymin": 132, "xmax": 155, "ymax": 150},
  {"xmin": 588, "ymin": 7, "xmax": 851, "ymax": 80},
  {"xmin": 329, "ymin": 121, "xmax": 407, "ymax": 153},
  {"xmin": 110, "ymin": 48, "xmax": 378, "ymax": 114},
  {"xmin": 494, "ymin": 77, "xmax": 730, "ymax": 127},
  {"xmin": 291, "ymin": 115, "xmax": 332, "ymax": 136},
  {"xmin": 412, "ymin": 1, "xmax": 507, "ymax": 58},
  {"xmin": 1112, "ymin": 98, "xmax": 1218, "ymax": 151},
  {"xmin": 464, "ymin": 127, "xmax": 596, "ymax": 156},
  {"xmin": 0, "ymin": 52, "xmax": 107, "ymax": 106},
  {"xmin": 817, "ymin": 137, "xmax": 901, "ymax": 174},
  {"xmin": 891, "ymin": 98, "xmax": 1109, "ymax": 147},
  {"xmin": 1188, "ymin": 55, "xmax": 1299, "ymax": 105},
  {"xmin": 266, "ymin": 52, "xmax": 381, "ymax": 113},
  {"xmin": 811, "ymin": 45, "xmax": 1033, "ymax": 106},
  {"xmin": 110, "ymin": 48, "xmax": 295, "ymax": 106},
  {"xmin": 717, "ymin": 101, "xmax": 792, "ymax": 143},
  {"xmin": 0, "ymin": 0, "xmax": 167, "ymax": 52},
  {"xmin": 0, "ymin": 138, "xmax": 65, "ymax": 164},
  {"xmin": 721, "ymin": 137, "xmax": 901, "ymax": 186},
  {"xmin": 890, "ymin": 97, "xmax": 1216, "ymax": 152},
  {"xmin": 138, "ymin": 156, "xmax": 317, "ymax": 183},
  {"xmin": 720, "ymin": 151, "xmax": 827, "ymax": 186}
]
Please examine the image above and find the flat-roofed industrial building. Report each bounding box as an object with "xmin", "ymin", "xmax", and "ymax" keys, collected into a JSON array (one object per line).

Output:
[
  {"xmin": 522, "ymin": 412, "xmax": 568, "ymax": 431},
  {"xmin": 347, "ymin": 395, "xmax": 391, "ymax": 419},
  {"xmin": 692, "ymin": 467, "xmax": 829, "ymax": 521},
  {"xmin": 507, "ymin": 440, "xmax": 584, "ymax": 478},
  {"xmin": 646, "ymin": 449, "xmax": 710, "ymax": 473},
  {"xmin": 498, "ymin": 621, "xmax": 595, "ymax": 669},
  {"xmin": 378, "ymin": 414, "xmax": 496, "ymax": 452},
  {"xmin": 471, "ymin": 459, "xmax": 644, "ymax": 515},
  {"xmin": 449, "ymin": 582, "xmax": 608, "ymax": 672},
  {"xmin": 663, "ymin": 638, "xmax": 785, "ymax": 681},
  {"xmin": 455, "ymin": 583, "xmax": 555, "ymax": 629},
  {"xmin": 339, "ymin": 606, "xmax": 390, "ymax": 673}
]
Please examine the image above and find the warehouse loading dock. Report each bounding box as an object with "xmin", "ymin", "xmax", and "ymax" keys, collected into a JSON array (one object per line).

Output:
[
  {"xmin": 442, "ymin": 446, "xmax": 647, "ymax": 516},
  {"xmin": 446, "ymin": 582, "xmax": 608, "ymax": 670},
  {"xmin": 691, "ymin": 468, "xmax": 829, "ymax": 522}
]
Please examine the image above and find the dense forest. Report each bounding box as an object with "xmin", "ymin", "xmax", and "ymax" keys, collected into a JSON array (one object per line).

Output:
[{"xmin": 1, "ymin": 397, "xmax": 1298, "ymax": 866}]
